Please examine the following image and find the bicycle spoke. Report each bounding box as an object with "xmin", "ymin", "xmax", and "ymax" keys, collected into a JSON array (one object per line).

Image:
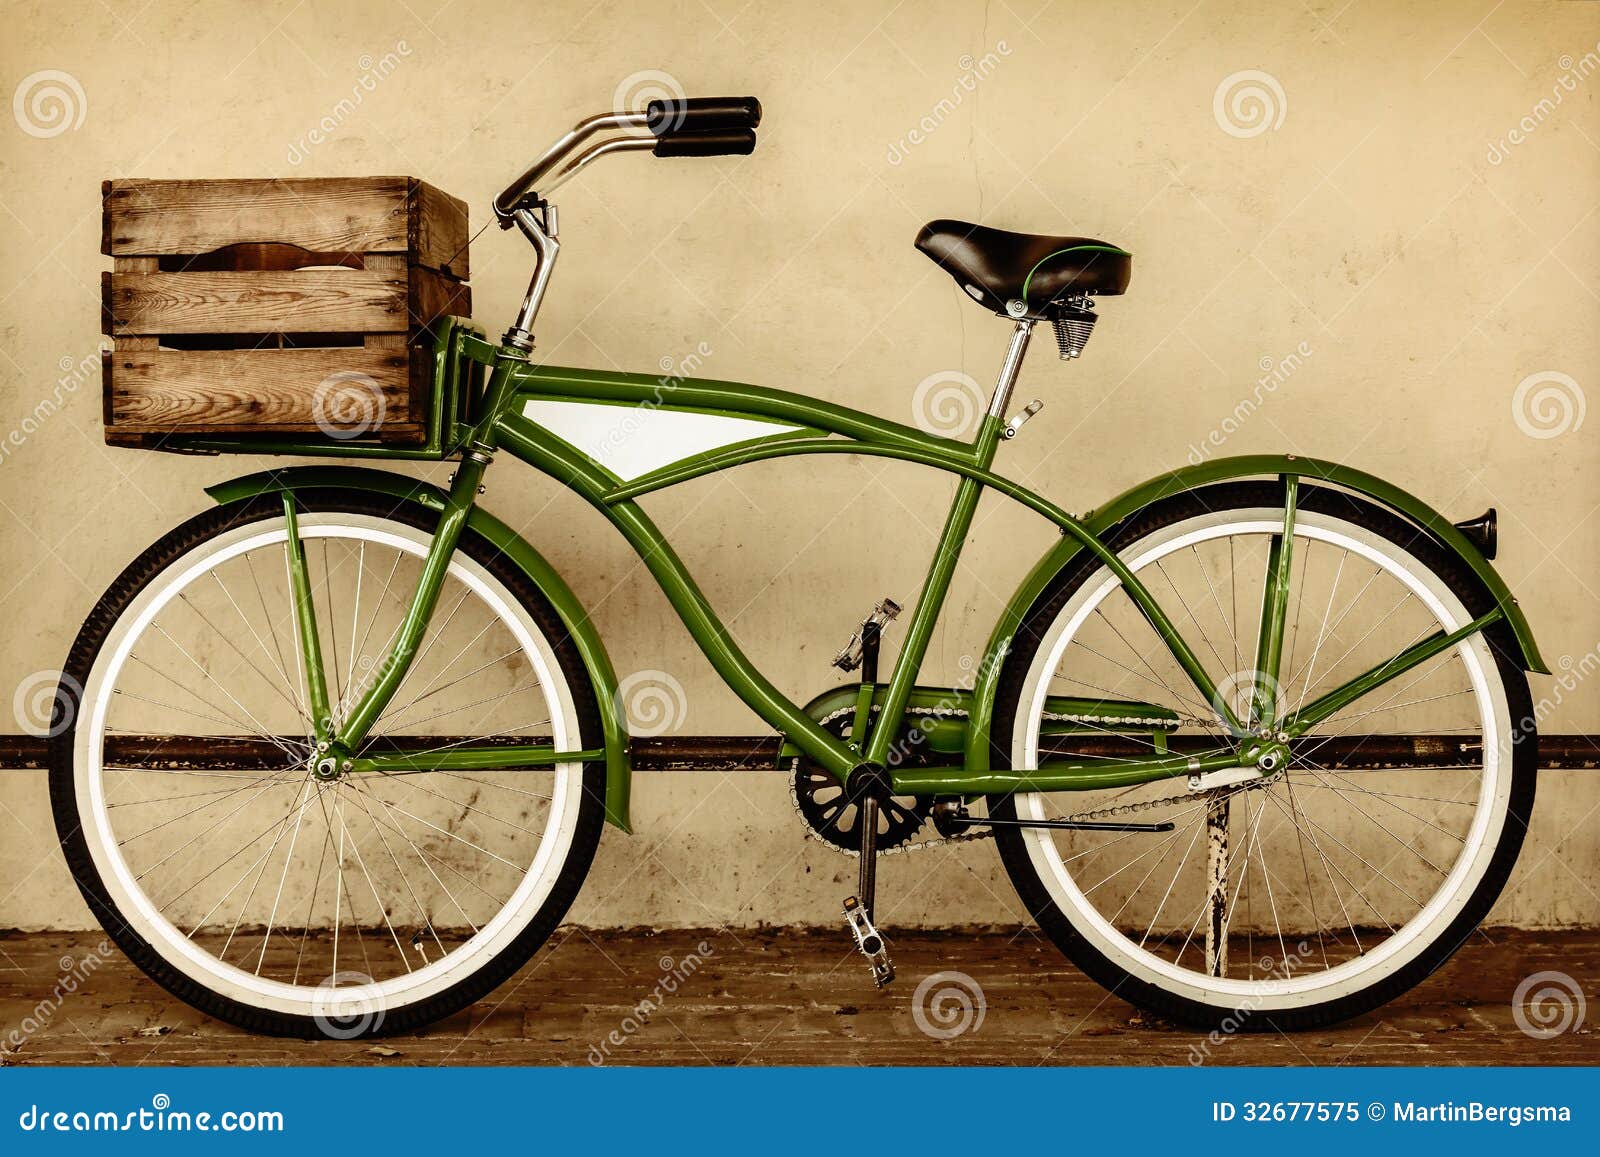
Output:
[
  {"xmin": 344, "ymin": 786, "xmax": 450, "ymax": 960},
  {"xmin": 329, "ymin": 788, "xmax": 412, "ymax": 973},
  {"xmin": 206, "ymin": 572, "xmax": 311, "ymax": 730},
  {"xmin": 255, "ymin": 777, "xmax": 318, "ymax": 974},
  {"xmin": 369, "ymin": 587, "xmax": 477, "ymax": 725},
  {"xmin": 245, "ymin": 550, "xmax": 307, "ymax": 728},
  {"xmin": 345, "ymin": 781, "xmax": 508, "ymax": 919}
]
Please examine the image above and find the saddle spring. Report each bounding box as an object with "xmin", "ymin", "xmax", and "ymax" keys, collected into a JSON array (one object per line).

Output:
[{"xmin": 1050, "ymin": 301, "xmax": 1097, "ymax": 360}]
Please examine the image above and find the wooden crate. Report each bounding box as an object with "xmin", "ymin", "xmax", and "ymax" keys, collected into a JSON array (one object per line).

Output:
[{"xmin": 101, "ymin": 177, "xmax": 471, "ymax": 445}]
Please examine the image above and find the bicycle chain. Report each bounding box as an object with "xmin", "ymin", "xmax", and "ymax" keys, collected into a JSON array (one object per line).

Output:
[{"xmin": 789, "ymin": 704, "xmax": 1265, "ymax": 858}]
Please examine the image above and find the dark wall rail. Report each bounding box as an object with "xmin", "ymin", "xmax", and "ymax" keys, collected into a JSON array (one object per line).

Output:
[{"xmin": 1, "ymin": 734, "xmax": 1595, "ymax": 771}]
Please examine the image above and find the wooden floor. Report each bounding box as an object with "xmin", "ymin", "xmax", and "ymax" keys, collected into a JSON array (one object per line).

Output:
[{"xmin": 1, "ymin": 928, "xmax": 1595, "ymax": 1066}]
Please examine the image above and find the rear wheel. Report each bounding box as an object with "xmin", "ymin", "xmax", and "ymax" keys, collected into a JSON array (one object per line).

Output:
[
  {"xmin": 50, "ymin": 491, "xmax": 607, "ymax": 1037},
  {"xmin": 990, "ymin": 483, "xmax": 1536, "ymax": 1030}
]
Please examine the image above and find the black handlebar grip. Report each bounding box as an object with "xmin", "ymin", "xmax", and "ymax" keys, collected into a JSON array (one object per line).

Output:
[
  {"xmin": 652, "ymin": 128, "xmax": 757, "ymax": 158},
  {"xmin": 646, "ymin": 96, "xmax": 762, "ymax": 136}
]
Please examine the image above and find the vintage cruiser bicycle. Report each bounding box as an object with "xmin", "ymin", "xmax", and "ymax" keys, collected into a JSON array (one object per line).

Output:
[{"xmin": 52, "ymin": 97, "xmax": 1543, "ymax": 1037}]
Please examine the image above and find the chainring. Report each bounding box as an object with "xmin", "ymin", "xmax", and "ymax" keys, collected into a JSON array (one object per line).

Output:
[
  {"xmin": 790, "ymin": 764, "xmax": 932, "ymax": 853},
  {"xmin": 788, "ymin": 712, "xmax": 931, "ymax": 853}
]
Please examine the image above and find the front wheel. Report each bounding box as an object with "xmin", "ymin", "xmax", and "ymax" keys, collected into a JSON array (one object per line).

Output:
[
  {"xmin": 990, "ymin": 482, "xmax": 1536, "ymax": 1030},
  {"xmin": 49, "ymin": 491, "xmax": 607, "ymax": 1037}
]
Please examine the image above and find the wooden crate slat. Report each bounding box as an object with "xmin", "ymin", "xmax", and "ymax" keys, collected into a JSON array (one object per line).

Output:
[
  {"xmin": 107, "ymin": 347, "xmax": 417, "ymax": 432},
  {"xmin": 103, "ymin": 269, "xmax": 408, "ymax": 336},
  {"xmin": 102, "ymin": 177, "xmax": 469, "ymax": 277},
  {"xmin": 104, "ymin": 177, "xmax": 409, "ymax": 257}
]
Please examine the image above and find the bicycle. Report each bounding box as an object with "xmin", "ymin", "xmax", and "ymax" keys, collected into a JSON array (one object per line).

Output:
[{"xmin": 52, "ymin": 96, "xmax": 1544, "ymax": 1038}]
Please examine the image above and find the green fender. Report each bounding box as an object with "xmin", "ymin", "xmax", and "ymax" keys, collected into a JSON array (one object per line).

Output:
[
  {"xmin": 963, "ymin": 454, "xmax": 1548, "ymax": 774},
  {"xmin": 204, "ymin": 465, "xmax": 635, "ymax": 832}
]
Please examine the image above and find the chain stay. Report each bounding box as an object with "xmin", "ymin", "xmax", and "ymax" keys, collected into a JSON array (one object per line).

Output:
[{"xmin": 791, "ymin": 704, "xmax": 1264, "ymax": 857}]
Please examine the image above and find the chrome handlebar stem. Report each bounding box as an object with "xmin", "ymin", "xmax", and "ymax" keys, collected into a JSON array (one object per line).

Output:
[{"xmin": 502, "ymin": 204, "xmax": 560, "ymax": 351}]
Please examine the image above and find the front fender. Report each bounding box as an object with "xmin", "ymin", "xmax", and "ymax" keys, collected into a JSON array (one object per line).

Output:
[
  {"xmin": 964, "ymin": 454, "xmax": 1548, "ymax": 773},
  {"xmin": 205, "ymin": 465, "xmax": 634, "ymax": 832}
]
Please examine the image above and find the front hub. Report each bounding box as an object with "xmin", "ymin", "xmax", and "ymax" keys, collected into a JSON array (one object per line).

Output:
[{"xmin": 310, "ymin": 742, "xmax": 354, "ymax": 781}]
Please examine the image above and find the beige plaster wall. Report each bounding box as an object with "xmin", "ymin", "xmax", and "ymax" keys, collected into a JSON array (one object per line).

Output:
[{"xmin": 1, "ymin": 0, "xmax": 1595, "ymax": 930}]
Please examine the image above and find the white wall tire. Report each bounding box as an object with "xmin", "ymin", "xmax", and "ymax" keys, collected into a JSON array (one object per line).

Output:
[
  {"xmin": 49, "ymin": 492, "xmax": 608, "ymax": 1037},
  {"xmin": 989, "ymin": 483, "xmax": 1537, "ymax": 1030}
]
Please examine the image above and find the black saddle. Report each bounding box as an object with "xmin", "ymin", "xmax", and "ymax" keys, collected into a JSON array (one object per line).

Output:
[{"xmin": 916, "ymin": 220, "xmax": 1131, "ymax": 316}]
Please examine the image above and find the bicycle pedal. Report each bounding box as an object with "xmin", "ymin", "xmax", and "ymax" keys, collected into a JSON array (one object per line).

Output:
[
  {"xmin": 831, "ymin": 598, "xmax": 902, "ymax": 672},
  {"xmin": 842, "ymin": 895, "xmax": 895, "ymax": 987}
]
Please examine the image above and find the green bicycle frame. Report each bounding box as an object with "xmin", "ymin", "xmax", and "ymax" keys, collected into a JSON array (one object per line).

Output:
[{"xmin": 232, "ymin": 319, "xmax": 1539, "ymax": 814}]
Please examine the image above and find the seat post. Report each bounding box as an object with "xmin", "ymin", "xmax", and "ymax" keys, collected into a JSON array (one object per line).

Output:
[{"xmin": 986, "ymin": 319, "xmax": 1035, "ymax": 428}]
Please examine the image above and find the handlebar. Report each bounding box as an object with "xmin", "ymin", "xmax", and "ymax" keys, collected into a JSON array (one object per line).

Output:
[
  {"xmin": 652, "ymin": 128, "xmax": 756, "ymax": 158},
  {"xmin": 646, "ymin": 96, "xmax": 761, "ymax": 135},
  {"xmin": 493, "ymin": 95, "xmax": 761, "ymax": 219}
]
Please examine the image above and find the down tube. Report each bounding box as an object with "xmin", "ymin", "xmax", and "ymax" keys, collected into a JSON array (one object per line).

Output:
[{"xmin": 493, "ymin": 413, "xmax": 859, "ymax": 781}]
